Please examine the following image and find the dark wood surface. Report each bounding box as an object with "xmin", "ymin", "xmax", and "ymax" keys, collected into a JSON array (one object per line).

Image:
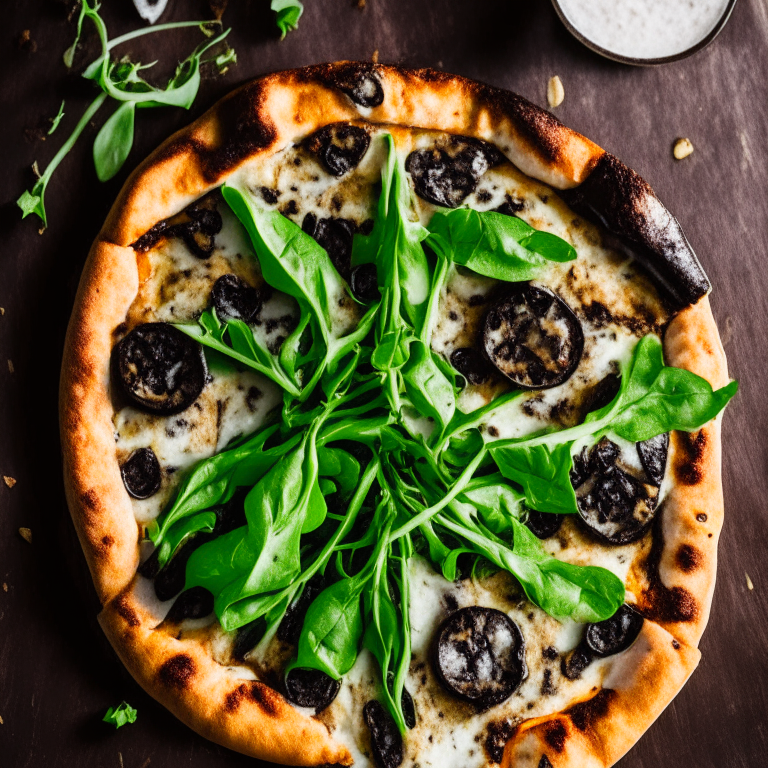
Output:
[{"xmin": 1, "ymin": 2, "xmax": 766, "ymax": 767}]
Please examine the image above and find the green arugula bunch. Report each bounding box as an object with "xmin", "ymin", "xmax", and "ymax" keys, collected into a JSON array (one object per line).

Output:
[
  {"xmin": 103, "ymin": 701, "xmax": 137, "ymax": 729},
  {"xmin": 147, "ymin": 133, "xmax": 736, "ymax": 734},
  {"xmin": 17, "ymin": 0, "xmax": 234, "ymax": 227}
]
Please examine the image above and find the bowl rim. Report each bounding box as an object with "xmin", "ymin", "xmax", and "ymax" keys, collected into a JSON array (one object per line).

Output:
[{"xmin": 550, "ymin": 0, "xmax": 738, "ymax": 66}]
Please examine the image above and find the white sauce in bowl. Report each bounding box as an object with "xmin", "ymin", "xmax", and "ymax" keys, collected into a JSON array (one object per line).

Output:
[{"xmin": 555, "ymin": 0, "xmax": 732, "ymax": 61}]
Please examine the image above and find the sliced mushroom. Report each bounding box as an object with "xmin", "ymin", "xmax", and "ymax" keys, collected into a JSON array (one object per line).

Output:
[
  {"xmin": 363, "ymin": 700, "xmax": 403, "ymax": 768},
  {"xmin": 302, "ymin": 213, "xmax": 356, "ymax": 279},
  {"xmin": 524, "ymin": 509, "xmax": 564, "ymax": 540},
  {"xmin": 585, "ymin": 604, "xmax": 644, "ymax": 657},
  {"xmin": 406, "ymin": 138, "xmax": 503, "ymax": 208},
  {"xmin": 165, "ymin": 586, "xmax": 214, "ymax": 622},
  {"xmin": 284, "ymin": 668, "xmax": 341, "ymax": 713},
  {"xmin": 211, "ymin": 274, "xmax": 264, "ymax": 323},
  {"xmin": 450, "ymin": 347, "xmax": 494, "ymax": 386},
  {"xmin": 120, "ymin": 447, "xmax": 161, "ymax": 499},
  {"xmin": 330, "ymin": 64, "xmax": 385, "ymax": 108},
  {"xmin": 168, "ymin": 195, "xmax": 223, "ymax": 258},
  {"xmin": 636, "ymin": 432, "xmax": 669, "ymax": 486},
  {"xmin": 112, "ymin": 323, "xmax": 207, "ymax": 415},
  {"xmin": 484, "ymin": 286, "xmax": 584, "ymax": 389},
  {"xmin": 350, "ymin": 263, "xmax": 380, "ymax": 304},
  {"xmin": 304, "ymin": 123, "xmax": 371, "ymax": 177},
  {"xmin": 571, "ymin": 437, "xmax": 660, "ymax": 545},
  {"xmin": 433, "ymin": 606, "xmax": 526, "ymax": 709}
]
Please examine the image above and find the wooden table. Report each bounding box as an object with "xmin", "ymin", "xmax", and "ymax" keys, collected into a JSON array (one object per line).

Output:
[{"xmin": 1, "ymin": 1, "xmax": 766, "ymax": 766}]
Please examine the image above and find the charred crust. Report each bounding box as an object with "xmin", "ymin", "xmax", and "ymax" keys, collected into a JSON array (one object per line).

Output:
[
  {"xmin": 637, "ymin": 508, "xmax": 700, "ymax": 623},
  {"xmin": 158, "ymin": 653, "xmax": 196, "ymax": 690},
  {"xmin": 114, "ymin": 595, "xmax": 141, "ymax": 628},
  {"xmin": 308, "ymin": 62, "xmax": 385, "ymax": 108},
  {"xmin": 484, "ymin": 719, "xmax": 516, "ymax": 763},
  {"xmin": 245, "ymin": 681, "xmax": 281, "ymax": 716},
  {"xmin": 80, "ymin": 488, "xmax": 98, "ymax": 510},
  {"xmin": 676, "ymin": 543, "xmax": 702, "ymax": 573},
  {"xmin": 566, "ymin": 689, "xmax": 615, "ymax": 732},
  {"xmin": 673, "ymin": 430, "xmax": 707, "ymax": 486},
  {"xmin": 560, "ymin": 153, "xmax": 710, "ymax": 309},
  {"xmin": 543, "ymin": 719, "xmax": 567, "ymax": 752}
]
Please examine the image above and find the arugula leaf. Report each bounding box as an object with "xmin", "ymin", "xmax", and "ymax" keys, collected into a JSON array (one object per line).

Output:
[
  {"xmin": 93, "ymin": 101, "xmax": 135, "ymax": 182},
  {"xmin": 272, "ymin": 0, "xmax": 304, "ymax": 39},
  {"xmin": 102, "ymin": 701, "xmax": 137, "ymax": 729},
  {"xmin": 401, "ymin": 340, "xmax": 455, "ymax": 435},
  {"xmin": 19, "ymin": 0, "xmax": 233, "ymax": 225},
  {"xmin": 490, "ymin": 334, "xmax": 738, "ymax": 514},
  {"xmin": 426, "ymin": 207, "xmax": 576, "ymax": 282}
]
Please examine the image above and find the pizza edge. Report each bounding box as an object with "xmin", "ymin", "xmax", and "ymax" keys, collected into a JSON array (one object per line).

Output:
[{"xmin": 59, "ymin": 63, "xmax": 728, "ymax": 768}]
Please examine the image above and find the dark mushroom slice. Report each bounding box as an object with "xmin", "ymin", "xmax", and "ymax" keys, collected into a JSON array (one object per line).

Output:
[
  {"xmin": 363, "ymin": 700, "xmax": 403, "ymax": 768},
  {"xmin": 401, "ymin": 687, "xmax": 416, "ymax": 730},
  {"xmin": 406, "ymin": 138, "xmax": 503, "ymax": 209},
  {"xmin": 165, "ymin": 586, "xmax": 214, "ymax": 623},
  {"xmin": 232, "ymin": 617, "xmax": 267, "ymax": 662},
  {"xmin": 327, "ymin": 63, "xmax": 385, "ymax": 108},
  {"xmin": 580, "ymin": 371, "xmax": 621, "ymax": 419},
  {"xmin": 560, "ymin": 643, "xmax": 593, "ymax": 680},
  {"xmin": 585, "ymin": 604, "xmax": 644, "ymax": 657},
  {"xmin": 210, "ymin": 274, "xmax": 263, "ymax": 323},
  {"xmin": 493, "ymin": 195, "xmax": 525, "ymax": 216},
  {"xmin": 571, "ymin": 437, "xmax": 660, "ymax": 545},
  {"xmin": 350, "ymin": 263, "xmax": 380, "ymax": 304},
  {"xmin": 524, "ymin": 509, "xmax": 564, "ymax": 540},
  {"xmin": 164, "ymin": 194, "xmax": 223, "ymax": 259},
  {"xmin": 433, "ymin": 606, "xmax": 527, "ymax": 709},
  {"xmin": 304, "ymin": 123, "xmax": 371, "ymax": 177},
  {"xmin": 277, "ymin": 573, "xmax": 327, "ymax": 645},
  {"xmin": 636, "ymin": 432, "xmax": 669, "ymax": 486},
  {"xmin": 112, "ymin": 323, "xmax": 207, "ymax": 416},
  {"xmin": 120, "ymin": 447, "xmax": 161, "ymax": 499},
  {"xmin": 284, "ymin": 668, "xmax": 341, "ymax": 713},
  {"xmin": 483, "ymin": 286, "xmax": 584, "ymax": 389},
  {"xmin": 450, "ymin": 347, "xmax": 494, "ymax": 386},
  {"xmin": 302, "ymin": 213, "xmax": 356, "ymax": 279}
]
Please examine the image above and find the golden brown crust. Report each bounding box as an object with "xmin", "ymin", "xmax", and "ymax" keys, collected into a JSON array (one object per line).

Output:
[
  {"xmin": 99, "ymin": 580, "xmax": 350, "ymax": 765},
  {"xmin": 60, "ymin": 63, "xmax": 730, "ymax": 767},
  {"xmin": 501, "ymin": 621, "xmax": 701, "ymax": 768}
]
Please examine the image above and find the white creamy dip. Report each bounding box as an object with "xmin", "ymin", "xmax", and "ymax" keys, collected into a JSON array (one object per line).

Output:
[{"xmin": 556, "ymin": 0, "xmax": 731, "ymax": 60}]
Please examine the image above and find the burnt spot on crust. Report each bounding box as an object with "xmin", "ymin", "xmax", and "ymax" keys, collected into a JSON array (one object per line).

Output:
[
  {"xmin": 484, "ymin": 718, "xmax": 515, "ymax": 763},
  {"xmin": 114, "ymin": 595, "xmax": 140, "ymax": 628},
  {"xmin": 312, "ymin": 62, "xmax": 385, "ymax": 108},
  {"xmin": 676, "ymin": 543, "xmax": 702, "ymax": 573},
  {"xmin": 566, "ymin": 689, "xmax": 615, "ymax": 732},
  {"xmin": 673, "ymin": 430, "xmax": 707, "ymax": 486},
  {"xmin": 637, "ymin": 510, "xmax": 699, "ymax": 623},
  {"xmin": 543, "ymin": 720, "xmax": 567, "ymax": 752},
  {"xmin": 101, "ymin": 534, "xmax": 115, "ymax": 547},
  {"xmin": 158, "ymin": 653, "xmax": 196, "ymax": 690},
  {"xmin": 81, "ymin": 488, "xmax": 98, "ymax": 510},
  {"xmin": 225, "ymin": 681, "xmax": 281, "ymax": 716},
  {"xmin": 560, "ymin": 152, "xmax": 710, "ymax": 309}
]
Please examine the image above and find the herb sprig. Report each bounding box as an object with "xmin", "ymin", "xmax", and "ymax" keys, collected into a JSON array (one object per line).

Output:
[
  {"xmin": 18, "ymin": 0, "xmax": 234, "ymax": 227},
  {"xmin": 149, "ymin": 134, "xmax": 736, "ymax": 734}
]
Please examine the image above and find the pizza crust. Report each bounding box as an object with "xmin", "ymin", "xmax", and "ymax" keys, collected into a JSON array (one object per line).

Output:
[{"xmin": 60, "ymin": 63, "xmax": 730, "ymax": 768}]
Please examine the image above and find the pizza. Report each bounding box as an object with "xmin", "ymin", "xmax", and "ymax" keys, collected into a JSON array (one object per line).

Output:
[{"xmin": 60, "ymin": 63, "xmax": 737, "ymax": 768}]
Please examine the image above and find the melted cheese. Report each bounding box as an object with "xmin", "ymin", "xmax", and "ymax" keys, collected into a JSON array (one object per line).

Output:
[{"xmin": 117, "ymin": 124, "xmax": 673, "ymax": 768}]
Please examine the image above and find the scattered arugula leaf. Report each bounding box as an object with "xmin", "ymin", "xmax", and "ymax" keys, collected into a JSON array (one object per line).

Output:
[
  {"xmin": 47, "ymin": 101, "xmax": 66, "ymax": 135},
  {"xmin": 102, "ymin": 701, "xmax": 137, "ymax": 728},
  {"xmin": 272, "ymin": 0, "xmax": 304, "ymax": 39}
]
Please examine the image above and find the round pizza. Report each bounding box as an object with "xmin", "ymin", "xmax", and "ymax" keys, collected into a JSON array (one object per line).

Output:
[{"xmin": 60, "ymin": 62, "xmax": 737, "ymax": 768}]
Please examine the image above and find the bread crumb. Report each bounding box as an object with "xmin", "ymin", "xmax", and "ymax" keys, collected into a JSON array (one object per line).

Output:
[
  {"xmin": 7, "ymin": 360, "xmax": 14, "ymax": 374},
  {"xmin": 0, "ymin": 307, "xmax": 5, "ymax": 315},
  {"xmin": 0, "ymin": 714, "xmax": 4, "ymax": 725},
  {"xmin": 372, "ymin": 49, "xmax": 379, "ymax": 63},
  {"xmin": 3, "ymin": 476, "xmax": 16, "ymax": 488},
  {"xmin": 119, "ymin": 752, "xmax": 124, "ymax": 768},
  {"xmin": 673, "ymin": 137, "xmax": 694, "ymax": 160},
  {"xmin": 547, "ymin": 75, "xmax": 564, "ymax": 108},
  {"xmin": 139, "ymin": 758, "xmax": 151, "ymax": 768},
  {"xmin": 357, "ymin": 0, "xmax": 366, "ymax": 7},
  {"xmin": 19, "ymin": 527, "xmax": 32, "ymax": 544},
  {"xmin": 2, "ymin": 583, "xmax": 7, "ymax": 592},
  {"xmin": 746, "ymin": 572, "xmax": 754, "ymax": 590}
]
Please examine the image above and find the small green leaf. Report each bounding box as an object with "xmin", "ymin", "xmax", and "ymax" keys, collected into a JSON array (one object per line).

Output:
[
  {"xmin": 271, "ymin": 0, "xmax": 304, "ymax": 39},
  {"xmin": 48, "ymin": 101, "xmax": 66, "ymax": 135},
  {"xmin": 102, "ymin": 701, "xmax": 137, "ymax": 729},
  {"xmin": 93, "ymin": 101, "xmax": 135, "ymax": 182}
]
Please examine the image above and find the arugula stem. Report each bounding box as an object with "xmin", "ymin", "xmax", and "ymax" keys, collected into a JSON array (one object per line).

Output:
[
  {"xmin": 387, "ymin": 446, "xmax": 487, "ymax": 542},
  {"xmin": 107, "ymin": 21, "xmax": 216, "ymax": 51}
]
